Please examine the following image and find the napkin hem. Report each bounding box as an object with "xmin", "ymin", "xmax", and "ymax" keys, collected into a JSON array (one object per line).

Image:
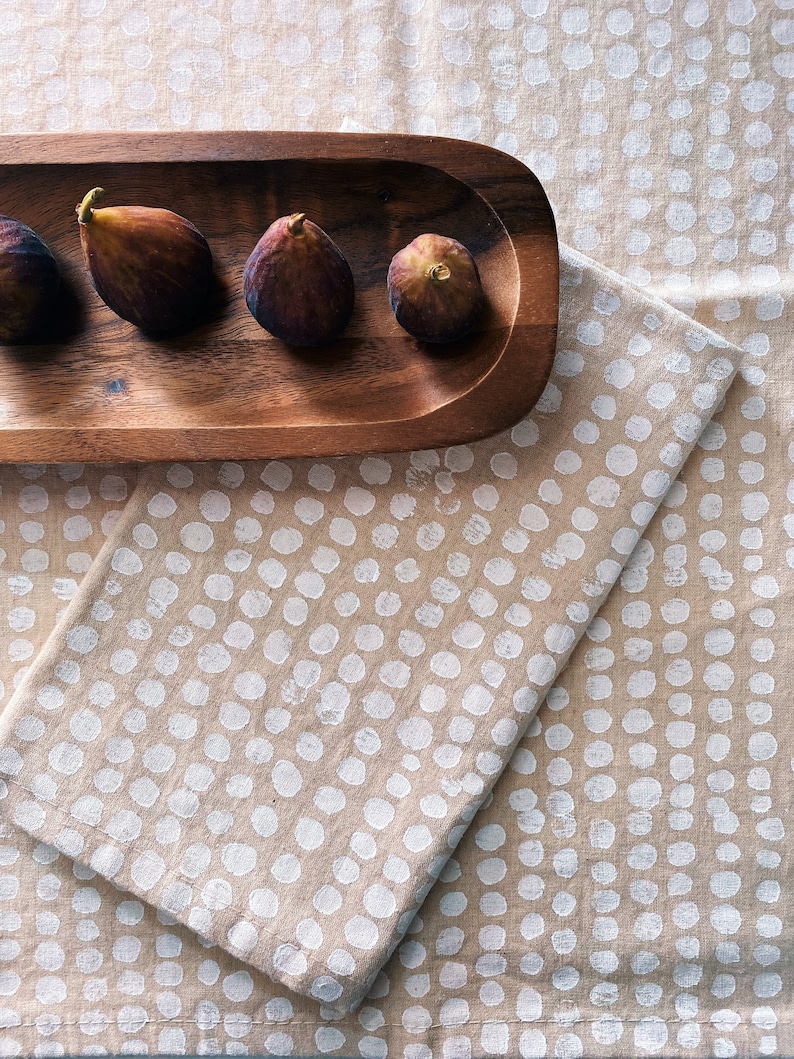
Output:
[{"xmin": 0, "ymin": 773, "xmax": 352, "ymax": 997}]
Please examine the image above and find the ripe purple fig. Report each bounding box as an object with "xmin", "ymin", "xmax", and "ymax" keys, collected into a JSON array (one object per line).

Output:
[
  {"xmin": 243, "ymin": 213, "xmax": 355, "ymax": 347},
  {"xmin": 76, "ymin": 187, "xmax": 213, "ymax": 335},
  {"xmin": 0, "ymin": 216, "xmax": 60, "ymax": 343},
  {"xmin": 387, "ymin": 233, "xmax": 483, "ymax": 344}
]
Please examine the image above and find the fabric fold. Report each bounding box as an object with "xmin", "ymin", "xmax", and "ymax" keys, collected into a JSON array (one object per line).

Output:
[{"xmin": 0, "ymin": 246, "xmax": 743, "ymax": 1015}]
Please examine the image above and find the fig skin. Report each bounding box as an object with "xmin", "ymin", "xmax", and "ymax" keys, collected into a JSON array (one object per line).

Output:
[
  {"xmin": 243, "ymin": 213, "xmax": 355, "ymax": 347},
  {"xmin": 387, "ymin": 233, "xmax": 483, "ymax": 344},
  {"xmin": 0, "ymin": 216, "xmax": 60, "ymax": 343},
  {"xmin": 76, "ymin": 187, "xmax": 213, "ymax": 335}
]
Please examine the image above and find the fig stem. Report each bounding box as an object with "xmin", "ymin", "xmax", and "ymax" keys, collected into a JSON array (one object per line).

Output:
[
  {"xmin": 286, "ymin": 212, "xmax": 306, "ymax": 236},
  {"xmin": 76, "ymin": 187, "xmax": 106, "ymax": 225},
  {"xmin": 428, "ymin": 263, "xmax": 451, "ymax": 282}
]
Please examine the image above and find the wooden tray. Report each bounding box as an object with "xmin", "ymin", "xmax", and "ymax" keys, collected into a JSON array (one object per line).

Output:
[{"xmin": 0, "ymin": 132, "xmax": 558, "ymax": 462}]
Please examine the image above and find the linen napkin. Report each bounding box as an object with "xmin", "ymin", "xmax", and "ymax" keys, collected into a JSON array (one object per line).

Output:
[{"xmin": 0, "ymin": 246, "xmax": 742, "ymax": 1015}]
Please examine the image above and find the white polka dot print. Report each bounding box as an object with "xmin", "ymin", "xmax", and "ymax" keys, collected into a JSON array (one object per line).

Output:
[
  {"xmin": 0, "ymin": 0, "xmax": 791, "ymax": 1055},
  {"xmin": 0, "ymin": 250, "xmax": 740, "ymax": 1017}
]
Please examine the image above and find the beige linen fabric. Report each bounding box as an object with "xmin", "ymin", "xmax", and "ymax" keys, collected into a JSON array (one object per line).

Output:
[
  {"xmin": 0, "ymin": 465, "xmax": 139, "ymax": 702},
  {"xmin": 0, "ymin": 0, "xmax": 791, "ymax": 1056},
  {"xmin": 0, "ymin": 247, "xmax": 742, "ymax": 1017}
]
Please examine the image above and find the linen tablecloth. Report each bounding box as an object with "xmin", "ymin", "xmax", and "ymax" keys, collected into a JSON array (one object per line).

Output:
[{"xmin": 0, "ymin": 2, "xmax": 790, "ymax": 1057}]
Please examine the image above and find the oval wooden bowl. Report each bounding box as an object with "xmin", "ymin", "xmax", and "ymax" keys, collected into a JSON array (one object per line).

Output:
[{"xmin": 0, "ymin": 132, "xmax": 558, "ymax": 462}]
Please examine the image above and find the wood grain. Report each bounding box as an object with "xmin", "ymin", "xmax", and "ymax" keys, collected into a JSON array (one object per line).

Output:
[{"xmin": 0, "ymin": 132, "xmax": 559, "ymax": 462}]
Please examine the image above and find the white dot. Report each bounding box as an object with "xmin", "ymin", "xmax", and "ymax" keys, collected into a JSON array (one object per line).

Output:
[
  {"xmin": 344, "ymin": 915, "xmax": 379, "ymax": 950},
  {"xmin": 181, "ymin": 523, "xmax": 214, "ymax": 552},
  {"xmin": 605, "ymin": 444, "xmax": 638, "ymax": 476},
  {"xmin": 221, "ymin": 842, "xmax": 257, "ymax": 876},
  {"xmin": 66, "ymin": 625, "xmax": 99, "ymax": 655},
  {"xmin": 587, "ymin": 476, "xmax": 620, "ymax": 508},
  {"xmin": 605, "ymin": 41, "xmax": 638, "ymax": 77},
  {"xmin": 80, "ymin": 75, "xmax": 112, "ymax": 107},
  {"xmin": 403, "ymin": 824, "xmax": 433, "ymax": 852},
  {"xmin": 196, "ymin": 490, "xmax": 231, "ymax": 523},
  {"xmin": 271, "ymin": 853, "xmax": 301, "ymax": 885}
]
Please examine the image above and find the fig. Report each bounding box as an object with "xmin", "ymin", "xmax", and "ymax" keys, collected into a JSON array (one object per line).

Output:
[
  {"xmin": 76, "ymin": 186, "xmax": 213, "ymax": 335},
  {"xmin": 243, "ymin": 213, "xmax": 354, "ymax": 347},
  {"xmin": 387, "ymin": 233, "xmax": 483, "ymax": 344},
  {"xmin": 0, "ymin": 216, "xmax": 60, "ymax": 343}
]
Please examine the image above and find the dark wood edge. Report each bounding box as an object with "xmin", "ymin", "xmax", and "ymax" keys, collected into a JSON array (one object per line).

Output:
[
  {"xmin": 0, "ymin": 133, "xmax": 559, "ymax": 461},
  {"xmin": 0, "ymin": 130, "xmax": 534, "ymax": 173}
]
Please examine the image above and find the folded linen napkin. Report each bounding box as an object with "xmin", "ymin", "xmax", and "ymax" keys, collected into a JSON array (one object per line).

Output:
[{"xmin": 0, "ymin": 246, "xmax": 742, "ymax": 1015}]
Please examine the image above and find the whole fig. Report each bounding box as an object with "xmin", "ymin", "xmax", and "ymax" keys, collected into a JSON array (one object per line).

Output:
[
  {"xmin": 0, "ymin": 216, "xmax": 60, "ymax": 343},
  {"xmin": 387, "ymin": 233, "xmax": 483, "ymax": 344},
  {"xmin": 243, "ymin": 213, "xmax": 354, "ymax": 347},
  {"xmin": 76, "ymin": 187, "xmax": 213, "ymax": 335}
]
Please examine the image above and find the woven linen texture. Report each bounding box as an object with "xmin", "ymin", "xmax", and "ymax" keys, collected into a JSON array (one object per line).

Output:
[
  {"xmin": 0, "ymin": 0, "xmax": 790, "ymax": 1054},
  {"xmin": 0, "ymin": 249, "xmax": 740, "ymax": 1015}
]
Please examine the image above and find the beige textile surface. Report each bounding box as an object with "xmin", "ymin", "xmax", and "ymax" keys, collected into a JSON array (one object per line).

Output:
[
  {"xmin": 0, "ymin": 249, "xmax": 742, "ymax": 1018},
  {"xmin": 0, "ymin": 2, "xmax": 791, "ymax": 1057}
]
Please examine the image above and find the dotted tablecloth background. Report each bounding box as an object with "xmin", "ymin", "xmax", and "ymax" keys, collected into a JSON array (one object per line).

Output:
[{"xmin": 0, "ymin": 2, "xmax": 791, "ymax": 1057}]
